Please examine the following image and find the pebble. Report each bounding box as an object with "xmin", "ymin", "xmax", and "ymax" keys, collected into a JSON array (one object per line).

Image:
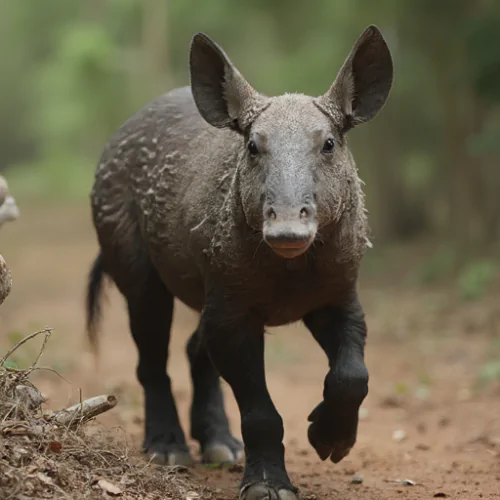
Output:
[{"xmin": 392, "ymin": 429, "xmax": 407, "ymax": 441}]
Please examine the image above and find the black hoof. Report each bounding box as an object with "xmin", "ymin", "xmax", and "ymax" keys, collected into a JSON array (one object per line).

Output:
[
  {"xmin": 240, "ymin": 484, "xmax": 298, "ymax": 500},
  {"xmin": 307, "ymin": 400, "xmax": 358, "ymax": 463},
  {"xmin": 202, "ymin": 437, "xmax": 244, "ymax": 464}
]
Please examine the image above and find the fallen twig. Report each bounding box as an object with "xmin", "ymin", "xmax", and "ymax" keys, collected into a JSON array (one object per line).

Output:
[{"xmin": 50, "ymin": 395, "xmax": 118, "ymax": 428}]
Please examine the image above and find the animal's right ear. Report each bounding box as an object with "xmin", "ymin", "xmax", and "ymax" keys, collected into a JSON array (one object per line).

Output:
[{"xmin": 189, "ymin": 33, "xmax": 268, "ymax": 132}]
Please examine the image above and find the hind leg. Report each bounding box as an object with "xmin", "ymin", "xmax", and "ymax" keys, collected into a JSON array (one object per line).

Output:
[
  {"xmin": 187, "ymin": 328, "xmax": 243, "ymax": 463},
  {"xmin": 125, "ymin": 267, "xmax": 192, "ymax": 465}
]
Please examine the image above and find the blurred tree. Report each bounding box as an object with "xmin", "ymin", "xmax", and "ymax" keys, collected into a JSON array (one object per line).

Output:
[{"xmin": 1, "ymin": 0, "xmax": 498, "ymax": 249}]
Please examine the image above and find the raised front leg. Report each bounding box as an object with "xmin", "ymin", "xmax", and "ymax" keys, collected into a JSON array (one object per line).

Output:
[
  {"xmin": 303, "ymin": 297, "xmax": 368, "ymax": 463},
  {"xmin": 200, "ymin": 302, "xmax": 297, "ymax": 500}
]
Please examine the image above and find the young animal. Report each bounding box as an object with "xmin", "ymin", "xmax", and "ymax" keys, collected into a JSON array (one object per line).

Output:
[{"xmin": 86, "ymin": 25, "xmax": 393, "ymax": 500}]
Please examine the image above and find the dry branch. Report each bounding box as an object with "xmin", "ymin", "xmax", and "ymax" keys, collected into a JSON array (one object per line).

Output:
[
  {"xmin": 0, "ymin": 329, "xmax": 201, "ymax": 499},
  {"xmin": 50, "ymin": 395, "xmax": 118, "ymax": 428},
  {"xmin": 0, "ymin": 254, "xmax": 11, "ymax": 305},
  {"xmin": 0, "ymin": 328, "xmax": 52, "ymax": 366}
]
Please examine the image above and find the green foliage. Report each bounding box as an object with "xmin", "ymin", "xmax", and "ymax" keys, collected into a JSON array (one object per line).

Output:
[
  {"xmin": 8, "ymin": 156, "xmax": 93, "ymax": 200},
  {"xmin": 395, "ymin": 381, "xmax": 408, "ymax": 394},
  {"xmin": 0, "ymin": 0, "xmax": 499, "ymax": 248},
  {"xmin": 457, "ymin": 259, "xmax": 498, "ymax": 301},
  {"xmin": 476, "ymin": 361, "xmax": 500, "ymax": 389},
  {"xmin": 412, "ymin": 246, "xmax": 458, "ymax": 285},
  {"xmin": 1, "ymin": 359, "xmax": 18, "ymax": 370}
]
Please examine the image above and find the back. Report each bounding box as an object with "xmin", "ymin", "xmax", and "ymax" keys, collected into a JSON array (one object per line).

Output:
[{"xmin": 91, "ymin": 85, "xmax": 242, "ymax": 311}]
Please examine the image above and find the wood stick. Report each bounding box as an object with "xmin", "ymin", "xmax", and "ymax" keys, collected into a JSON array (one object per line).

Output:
[{"xmin": 51, "ymin": 395, "xmax": 118, "ymax": 428}]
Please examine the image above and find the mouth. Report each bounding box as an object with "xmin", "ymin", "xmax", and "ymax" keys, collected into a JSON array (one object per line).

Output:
[{"xmin": 267, "ymin": 239, "xmax": 312, "ymax": 259}]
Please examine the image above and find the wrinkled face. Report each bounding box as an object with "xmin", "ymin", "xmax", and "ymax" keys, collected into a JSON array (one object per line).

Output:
[
  {"xmin": 239, "ymin": 95, "xmax": 349, "ymax": 258},
  {"xmin": 189, "ymin": 26, "xmax": 393, "ymax": 259}
]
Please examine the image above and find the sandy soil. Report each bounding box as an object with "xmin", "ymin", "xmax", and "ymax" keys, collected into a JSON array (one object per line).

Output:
[{"xmin": 1, "ymin": 203, "xmax": 499, "ymax": 499}]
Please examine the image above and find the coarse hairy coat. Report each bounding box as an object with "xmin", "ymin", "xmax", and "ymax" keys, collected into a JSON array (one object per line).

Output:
[
  {"xmin": 90, "ymin": 27, "xmax": 391, "ymax": 329},
  {"xmin": 86, "ymin": 26, "xmax": 394, "ymax": 499}
]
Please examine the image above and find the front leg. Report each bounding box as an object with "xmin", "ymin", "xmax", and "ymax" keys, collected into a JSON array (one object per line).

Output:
[
  {"xmin": 303, "ymin": 296, "xmax": 368, "ymax": 463},
  {"xmin": 200, "ymin": 298, "xmax": 297, "ymax": 500}
]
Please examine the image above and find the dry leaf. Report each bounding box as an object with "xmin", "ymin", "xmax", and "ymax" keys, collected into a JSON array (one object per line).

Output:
[
  {"xmin": 37, "ymin": 472, "xmax": 54, "ymax": 486},
  {"xmin": 49, "ymin": 441, "xmax": 62, "ymax": 453},
  {"xmin": 97, "ymin": 479, "xmax": 122, "ymax": 496},
  {"xmin": 15, "ymin": 384, "xmax": 46, "ymax": 409}
]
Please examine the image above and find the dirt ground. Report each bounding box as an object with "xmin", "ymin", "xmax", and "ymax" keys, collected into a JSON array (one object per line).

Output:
[{"xmin": 1, "ymin": 203, "xmax": 500, "ymax": 499}]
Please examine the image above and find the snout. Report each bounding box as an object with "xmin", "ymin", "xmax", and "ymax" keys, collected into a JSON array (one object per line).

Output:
[{"xmin": 263, "ymin": 205, "xmax": 317, "ymax": 259}]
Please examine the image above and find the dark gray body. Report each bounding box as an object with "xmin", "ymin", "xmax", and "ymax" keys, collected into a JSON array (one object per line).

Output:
[
  {"xmin": 87, "ymin": 26, "xmax": 393, "ymax": 500},
  {"xmin": 92, "ymin": 87, "xmax": 365, "ymax": 326}
]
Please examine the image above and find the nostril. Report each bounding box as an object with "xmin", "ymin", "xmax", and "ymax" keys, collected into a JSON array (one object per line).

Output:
[
  {"xmin": 265, "ymin": 207, "xmax": 276, "ymax": 220},
  {"xmin": 300, "ymin": 206, "xmax": 311, "ymax": 219}
]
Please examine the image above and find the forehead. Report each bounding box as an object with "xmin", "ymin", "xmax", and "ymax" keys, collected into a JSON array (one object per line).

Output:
[{"xmin": 252, "ymin": 94, "xmax": 332, "ymax": 139}]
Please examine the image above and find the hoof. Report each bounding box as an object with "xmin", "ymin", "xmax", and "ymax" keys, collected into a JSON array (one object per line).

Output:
[
  {"xmin": 147, "ymin": 449, "xmax": 195, "ymax": 466},
  {"xmin": 240, "ymin": 484, "xmax": 298, "ymax": 500},
  {"xmin": 307, "ymin": 400, "xmax": 358, "ymax": 463},
  {"xmin": 203, "ymin": 440, "xmax": 244, "ymax": 464}
]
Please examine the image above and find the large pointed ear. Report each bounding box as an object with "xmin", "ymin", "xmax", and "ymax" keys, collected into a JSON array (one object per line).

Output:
[
  {"xmin": 189, "ymin": 33, "xmax": 269, "ymax": 132},
  {"xmin": 316, "ymin": 25, "xmax": 393, "ymax": 132}
]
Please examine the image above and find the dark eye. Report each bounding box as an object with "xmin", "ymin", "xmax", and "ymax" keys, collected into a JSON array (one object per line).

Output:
[
  {"xmin": 321, "ymin": 138, "xmax": 335, "ymax": 154},
  {"xmin": 248, "ymin": 140, "xmax": 259, "ymax": 157}
]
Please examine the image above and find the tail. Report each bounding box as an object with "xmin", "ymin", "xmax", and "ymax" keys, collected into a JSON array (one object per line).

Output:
[{"xmin": 86, "ymin": 253, "xmax": 106, "ymax": 354}]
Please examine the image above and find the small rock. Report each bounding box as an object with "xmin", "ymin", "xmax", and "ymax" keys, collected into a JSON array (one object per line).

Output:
[
  {"xmin": 392, "ymin": 429, "xmax": 407, "ymax": 442},
  {"xmin": 434, "ymin": 493, "xmax": 448, "ymax": 498},
  {"xmin": 351, "ymin": 475, "xmax": 364, "ymax": 484},
  {"xmin": 414, "ymin": 385, "xmax": 430, "ymax": 401},
  {"xmin": 397, "ymin": 479, "xmax": 416, "ymax": 486},
  {"xmin": 359, "ymin": 407, "xmax": 369, "ymax": 420}
]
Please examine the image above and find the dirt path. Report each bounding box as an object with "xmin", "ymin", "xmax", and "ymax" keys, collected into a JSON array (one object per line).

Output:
[{"xmin": 1, "ymin": 203, "xmax": 499, "ymax": 499}]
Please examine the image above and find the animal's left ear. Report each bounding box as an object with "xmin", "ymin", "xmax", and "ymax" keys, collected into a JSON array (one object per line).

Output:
[{"xmin": 317, "ymin": 25, "xmax": 393, "ymax": 131}]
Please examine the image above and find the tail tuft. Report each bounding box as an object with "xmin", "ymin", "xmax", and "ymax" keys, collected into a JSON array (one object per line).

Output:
[{"xmin": 86, "ymin": 253, "xmax": 106, "ymax": 353}]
